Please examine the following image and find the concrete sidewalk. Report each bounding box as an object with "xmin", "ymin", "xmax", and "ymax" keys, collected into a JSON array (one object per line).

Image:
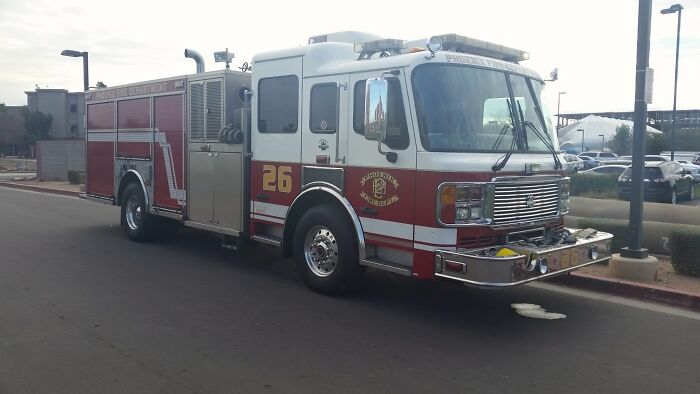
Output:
[
  {"xmin": 0, "ymin": 179, "xmax": 82, "ymax": 197},
  {"xmin": 2, "ymin": 179, "xmax": 699, "ymax": 312}
]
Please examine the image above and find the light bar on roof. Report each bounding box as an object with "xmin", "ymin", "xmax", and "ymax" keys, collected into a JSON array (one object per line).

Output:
[
  {"xmin": 353, "ymin": 39, "xmax": 407, "ymax": 55},
  {"xmin": 434, "ymin": 34, "xmax": 529, "ymax": 62}
]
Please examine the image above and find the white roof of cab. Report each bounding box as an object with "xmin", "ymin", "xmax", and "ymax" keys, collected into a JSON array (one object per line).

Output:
[{"xmin": 253, "ymin": 41, "xmax": 542, "ymax": 81}]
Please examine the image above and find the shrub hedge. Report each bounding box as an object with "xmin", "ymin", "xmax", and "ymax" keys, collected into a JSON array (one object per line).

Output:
[
  {"xmin": 669, "ymin": 228, "xmax": 700, "ymax": 277},
  {"xmin": 570, "ymin": 173, "xmax": 619, "ymax": 198}
]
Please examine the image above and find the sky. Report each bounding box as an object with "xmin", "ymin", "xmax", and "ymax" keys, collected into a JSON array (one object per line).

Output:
[{"xmin": 0, "ymin": 0, "xmax": 698, "ymax": 116}]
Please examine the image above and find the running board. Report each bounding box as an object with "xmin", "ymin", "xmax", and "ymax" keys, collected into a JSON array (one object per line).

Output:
[
  {"xmin": 252, "ymin": 235, "xmax": 282, "ymax": 247},
  {"xmin": 361, "ymin": 258, "xmax": 411, "ymax": 276}
]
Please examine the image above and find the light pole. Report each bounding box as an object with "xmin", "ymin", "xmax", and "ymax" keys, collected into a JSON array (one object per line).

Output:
[
  {"xmin": 577, "ymin": 128, "xmax": 585, "ymax": 153},
  {"xmin": 599, "ymin": 134, "xmax": 605, "ymax": 152},
  {"xmin": 660, "ymin": 3, "xmax": 683, "ymax": 161},
  {"xmin": 557, "ymin": 91, "xmax": 567, "ymax": 130},
  {"xmin": 60, "ymin": 49, "xmax": 89, "ymax": 92}
]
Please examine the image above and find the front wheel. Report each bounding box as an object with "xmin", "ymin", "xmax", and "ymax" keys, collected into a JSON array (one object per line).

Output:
[
  {"xmin": 293, "ymin": 204, "xmax": 362, "ymax": 295},
  {"xmin": 121, "ymin": 183, "xmax": 159, "ymax": 241}
]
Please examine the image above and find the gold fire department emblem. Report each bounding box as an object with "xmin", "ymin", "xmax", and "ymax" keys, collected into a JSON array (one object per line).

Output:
[{"xmin": 360, "ymin": 171, "xmax": 400, "ymax": 207}]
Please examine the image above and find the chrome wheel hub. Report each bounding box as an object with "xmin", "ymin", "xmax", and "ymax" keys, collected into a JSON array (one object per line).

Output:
[
  {"xmin": 304, "ymin": 225, "xmax": 338, "ymax": 277},
  {"xmin": 125, "ymin": 196, "xmax": 143, "ymax": 230}
]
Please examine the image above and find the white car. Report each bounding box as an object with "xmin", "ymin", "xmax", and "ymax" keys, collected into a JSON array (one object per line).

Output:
[
  {"xmin": 580, "ymin": 164, "xmax": 628, "ymax": 177},
  {"xmin": 563, "ymin": 154, "xmax": 585, "ymax": 173},
  {"xmin": 579, "ymin": 151, "xmax": 618, "ymax": 162}
]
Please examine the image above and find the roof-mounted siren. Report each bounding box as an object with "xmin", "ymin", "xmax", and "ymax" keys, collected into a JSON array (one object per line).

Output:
[
  {"xmin": 214, "ymin": 48, "xmax": 235, "ymax": 70},
  {"xmin": 353, "ymin": 39, "xmax": 407, "ymax": 60},
  {"xmin": 431, "ymin": 34, "xmax": 530, "ymax": 63}
]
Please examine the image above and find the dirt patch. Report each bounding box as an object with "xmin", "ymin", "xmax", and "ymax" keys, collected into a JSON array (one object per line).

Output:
[{"xmin": 579, "ymin": 256, "xmax": 700, "ymax": 294}]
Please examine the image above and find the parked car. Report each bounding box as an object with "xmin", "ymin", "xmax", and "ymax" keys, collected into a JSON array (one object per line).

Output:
[
  {"xmin": 618, "ymin": 161, "xmax": 695, "ymax": 204},
  {"xmin": 617, "ymin": 155, "xmax": 668, "ymax": 162},
  {"xmin": 580, "ymin": 151, "xmax": 618, "ymax": 162},
  {"xmin": 578, "ymin": 155, "xmax": 600, "ymax": 170},
  {"xmin": 563, "ymin": 154, "xmax": 585, "ymax": 173},
  {"xmin": 606, "ymin": 159, "xmax": 631, "ymax": 166},
  {"xmin": 581, "ymin": 164, "xmax": 628, "ymax": 177},
  {"xmin": 679, "ymin": 163, "xmax": 700, "ymax": 183},
  {"xmin": 693, "ymin": 154, "xmax": 700, "ymax": 165}
]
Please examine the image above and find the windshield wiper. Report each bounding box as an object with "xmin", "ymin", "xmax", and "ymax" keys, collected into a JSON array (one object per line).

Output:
[
  {"xmin": 492, "ymin": 99, "xmax": 520, "ymax": 172},
  {"xmin": 516, "ymin": 101, "xmax": 562, "ymax": 170}
]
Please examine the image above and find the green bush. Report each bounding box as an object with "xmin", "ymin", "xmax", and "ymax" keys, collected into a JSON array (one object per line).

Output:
[
  {"xmin": 669, "ymin": 228, "xmax": 700, "ymax": 277},
  {"xmin": 577, "ymin": 217, "xmax": 628, "ymax": 254},
  {"xmin": 570, "ymin": 173, "xmax": 619, "ymax": 199},
  {"xmin": 67, "ymin": 170, "xmax": 85, "ymax": 185}
]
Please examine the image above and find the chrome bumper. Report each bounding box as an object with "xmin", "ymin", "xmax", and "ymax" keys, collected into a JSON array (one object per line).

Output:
[{"xmin": 434, "ymin": 229, "xmax": 613, "ymax": 288}]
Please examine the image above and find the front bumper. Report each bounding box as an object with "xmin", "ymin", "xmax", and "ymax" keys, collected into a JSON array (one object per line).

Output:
[{"xmin": 434, "ymin": 228, "xmax": 613, "ymax": 288}]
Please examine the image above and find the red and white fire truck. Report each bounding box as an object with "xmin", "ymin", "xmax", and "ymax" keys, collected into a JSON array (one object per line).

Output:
[{"xmin": 82, "ymin": 32, "xmax": 612, "ymax": 294}]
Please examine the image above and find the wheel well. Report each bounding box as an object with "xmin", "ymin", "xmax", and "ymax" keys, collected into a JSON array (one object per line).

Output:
[
  {"xmin": 282, "ymin": 190, "xmax": 357, "ymax": 258},
  {"xmin": 117, "ymin": 172, "xmax": 142, "ymax": 206}
]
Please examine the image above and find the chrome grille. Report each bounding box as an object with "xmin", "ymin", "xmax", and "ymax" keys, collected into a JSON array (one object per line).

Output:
[{"xmin": 493, "ymin": 181, "xmax": 560, "ymax": 225}]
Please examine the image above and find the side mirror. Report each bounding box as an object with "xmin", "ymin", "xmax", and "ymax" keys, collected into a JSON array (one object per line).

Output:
[{"xmin": 364, "ymin": 78, "xmax": 388, "ymax": 142}]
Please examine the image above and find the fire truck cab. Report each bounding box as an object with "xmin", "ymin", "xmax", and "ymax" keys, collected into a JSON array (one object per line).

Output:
[{"xmin": 83, "ymin": 32, "xmax": 612, "ymax": 294}]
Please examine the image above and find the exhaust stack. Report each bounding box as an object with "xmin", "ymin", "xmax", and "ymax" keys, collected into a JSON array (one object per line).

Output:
[{"xmin": 184, "ymin": 49, "xmax": 205, "ymax": 73}]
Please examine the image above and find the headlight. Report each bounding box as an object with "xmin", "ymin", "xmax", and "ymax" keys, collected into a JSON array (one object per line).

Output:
[{"xmin": 438, "ymin": 184, "xmax": 486, "ymax": 225}]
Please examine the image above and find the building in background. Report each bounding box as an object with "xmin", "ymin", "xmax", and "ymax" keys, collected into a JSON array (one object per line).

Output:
[
  {"xmin": 0, "ymin": 105, "xmax": 28, "ymax": 156},
  {"xmin": 25, "ymin": 89, "xmax": 85, "ymax": 139}
]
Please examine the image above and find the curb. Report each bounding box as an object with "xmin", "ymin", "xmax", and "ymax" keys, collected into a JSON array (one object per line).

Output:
[
  {"xmin": 0, "ymin": 182, "xmax": 81, "ymax": 197},
  {"xmin": 550, "ymin": 271, "xmax": 700, "ymax": 312}
]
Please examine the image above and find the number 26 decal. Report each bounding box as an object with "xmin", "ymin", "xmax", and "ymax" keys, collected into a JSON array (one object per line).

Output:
[{"xmin": 262, "ymin": 165, "xmax": 292, "ymax": 193}]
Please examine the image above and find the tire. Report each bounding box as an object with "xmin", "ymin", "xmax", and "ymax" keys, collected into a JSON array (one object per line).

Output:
[
  {"xmin": 293, "ymin": 204, "xmax": 362, "ymax": 295},
  {"xmin": 120, "ymin": 183, "xmax": 159, "ymax": 242},
  {"xmin": 572, "ymin": 167, "xmax": 579, "ymax": 174}
]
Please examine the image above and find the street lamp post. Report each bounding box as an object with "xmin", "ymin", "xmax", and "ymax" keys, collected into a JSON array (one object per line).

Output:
[
  {"xmin": 557, "ymin": 91, "xmax": 567, "ymax": 130},
  {"xmin": 60, "ymin": 49, "xmax": 89, "ymax": 92},
  {"xmin": 577, "ymin": 128, "xmax": 585, "ymax": 153},
  {"xmin": 660, "ymin": 3, "xmax": 683, "ymax": 161},
  {"xmin": 599, "ymin": 134, "xmax": 605, "ymax": 152}
]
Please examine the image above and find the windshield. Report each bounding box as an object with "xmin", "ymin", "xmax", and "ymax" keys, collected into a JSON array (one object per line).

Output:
[{"xmin": 412, "ymin": 64, "xmax": 556, "ymax": 153}]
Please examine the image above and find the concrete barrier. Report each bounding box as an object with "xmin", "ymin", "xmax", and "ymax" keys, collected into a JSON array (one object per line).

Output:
[
  {"xmin": 0, "ymin": 158, "xmax": 36, "ymax": 171},
  {"xmin": 565, "ymin": 215, "xmax": 700, "ymax": 255},
  {"xmin": 36, "ymin": 140, "xmax": 85, "ymax": 181},
  {"xmin": 571, "ymin": 196, "xmax": 700, "ymax": 226}
]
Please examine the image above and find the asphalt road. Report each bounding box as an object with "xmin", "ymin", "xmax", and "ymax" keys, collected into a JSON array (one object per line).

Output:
[{"xmin": 2, "ymin": 188, "xmax": 700, "ymax": 394}]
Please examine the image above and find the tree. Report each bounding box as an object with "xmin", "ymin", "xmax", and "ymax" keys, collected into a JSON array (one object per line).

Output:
[
  {"xmin": 609, "ymin": 124, "xmax": 631, "ymax": 156},
  {"xmin": 646, "ymin": 133, "xmax": 666, "ymax": 155},
  {"xmin": 22, "ymin": 109, "xmax": 53, "ymax": 145}
]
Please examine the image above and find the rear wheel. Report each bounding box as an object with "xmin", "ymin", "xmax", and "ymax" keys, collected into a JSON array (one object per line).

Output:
[
  {"xmin": 293, "ymin": 204, "xmax": 362, "ymax": 295},
  {"xmin": 121, "ymin": 183, "xmax": 159, "ymax": 241}
]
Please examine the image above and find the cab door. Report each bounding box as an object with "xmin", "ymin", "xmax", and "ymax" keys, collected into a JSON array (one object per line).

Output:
[
  {"xmin": 345, "ymin": 70, "xmax": 417, "ymax": 261},
  {"xmin": 300, "ymin": 75, "xmax": 349, "ymax": 177}
]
